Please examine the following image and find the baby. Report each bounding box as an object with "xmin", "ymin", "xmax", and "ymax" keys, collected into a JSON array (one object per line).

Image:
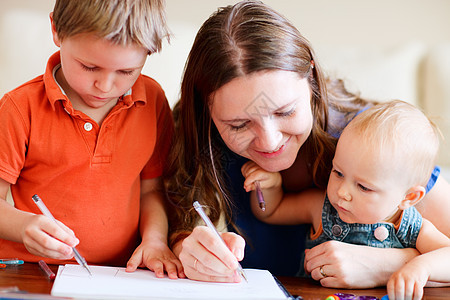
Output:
[{"xmin": 243, "ymin": 100, "xmax": 450, "ymax": 299}]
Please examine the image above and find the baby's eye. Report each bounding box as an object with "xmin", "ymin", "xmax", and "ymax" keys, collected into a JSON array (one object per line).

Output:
[
  {"xmin": 332, "ymin": 169, "xmax": 343, "ymax": 178},
  {"xmin": 358, "ymin": 184, "xmax": 371, "ymax": 192}
]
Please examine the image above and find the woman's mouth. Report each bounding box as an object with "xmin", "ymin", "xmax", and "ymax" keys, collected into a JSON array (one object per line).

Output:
[
  {"xmin": 256, "ymin": 137, "xmax": 291, "ymax": 158},
  {"xmin": 266, "ymin": 143, "xmax": 283, "ymax": 153}
]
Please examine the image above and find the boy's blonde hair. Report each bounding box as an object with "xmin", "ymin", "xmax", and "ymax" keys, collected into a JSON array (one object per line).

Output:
[
  {"xmin": 52, "ymin": 0, "xmax": 170, "ymax": 54},
  {"xmin": 345, "ymin": 100, "xmax": 440, "ymax": 187}
]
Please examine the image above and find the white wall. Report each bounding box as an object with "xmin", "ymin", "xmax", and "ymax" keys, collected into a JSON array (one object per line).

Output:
[
  {"xmin": 145, "ymin": 0, "xmax": 450, "ymax": 106},
  {"xmin": 1, "ymin": 0, "xmax": 450, "ymax": 104}
]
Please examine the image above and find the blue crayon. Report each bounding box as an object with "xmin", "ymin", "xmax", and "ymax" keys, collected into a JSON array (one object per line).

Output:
[{"xmin": 0, "ymin": 259, "xmax": 24, "ymax": 265}]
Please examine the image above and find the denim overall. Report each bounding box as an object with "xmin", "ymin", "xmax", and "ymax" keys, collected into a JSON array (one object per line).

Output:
[{"xmin": 297, "ymin": 195, "xmax": 423, "ymax": 277}]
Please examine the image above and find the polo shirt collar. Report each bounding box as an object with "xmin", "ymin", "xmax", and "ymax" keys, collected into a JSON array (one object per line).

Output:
[{"xmin": 43, "ymin": 51, "xmax": 147, "ymax": 111}]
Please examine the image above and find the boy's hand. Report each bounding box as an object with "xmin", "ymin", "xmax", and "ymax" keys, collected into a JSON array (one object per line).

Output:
[
  {"xmin": 241, "ymin": 161, "xmax": 282, "ymax": 192},
  {"xmin": 21, "ymin": 214, "xmax": 79, "ymax": 260},
  {"xmin": 387, "ymin": 260, "xmax": 428, "ymax": 300},
  {"xmin": 126, "ymin": 238, "xmax": 184, "ymax": 279}
]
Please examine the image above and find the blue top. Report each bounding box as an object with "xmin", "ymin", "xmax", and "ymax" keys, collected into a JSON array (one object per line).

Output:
[
  {"xmin": 222, "ymin": 147, "xmax": 309, "ymax": 276},
  {"xmin": 222, "ymin": 107, "xmax": 440, "ymax": 276}
]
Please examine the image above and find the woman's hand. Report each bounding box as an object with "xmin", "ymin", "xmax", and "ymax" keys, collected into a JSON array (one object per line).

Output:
[
  {"xmin": 241, "ymin": 161, "xmax": 283, "ymax": 219},
  {"xmin": 304, "ymin": 240, "xmax": 419, "ymax": 288},
  {"xmin": 21, "ymin": 214, "xmax": 79, "ymax": 260},
  {"xmin": 241, "ymin": 161, "xmax": 281, "ymax": 192},
  {"xmin": 174, "ymin": 226, "xmax": 245, "ymax": 282}
]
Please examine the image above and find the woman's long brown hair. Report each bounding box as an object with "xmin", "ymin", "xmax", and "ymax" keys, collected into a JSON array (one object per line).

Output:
[{"xmin": 164, "ymin": 1, "xmax": 369, "ymax": 239}]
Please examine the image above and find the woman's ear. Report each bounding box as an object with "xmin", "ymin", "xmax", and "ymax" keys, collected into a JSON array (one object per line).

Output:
[
  {"xmin": 398, "ymin": 186, "xmax": 426, "ymax": 210},
  {"xmin": 49, "ymin": 12, "xmax": 61, "ymax": 47}
]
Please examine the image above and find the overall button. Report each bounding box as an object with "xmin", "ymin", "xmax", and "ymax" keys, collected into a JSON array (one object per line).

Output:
[
  {"xmin": 84, "ymin": 122, "xmax": 93, "ymax": 132},
  {"xmin": 374, "ymin": 226, "xmax": 389, "ymax": 242},
  {"xmin": 331, "ymin": 224, "xmax": 342, "ymax": 236}
]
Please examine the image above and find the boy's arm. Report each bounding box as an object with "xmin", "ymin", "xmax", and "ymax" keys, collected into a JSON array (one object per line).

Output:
[
  {"xmin": 0, "ymin": 177, "xmax": 78, "ymax": 259},
  {"xmin": 126, "ymin": 177, "xmax": 183, "ymax": 278},
  {"xmin": 0, "ymin": 179, "xmax": 32, "ymax": 243}
]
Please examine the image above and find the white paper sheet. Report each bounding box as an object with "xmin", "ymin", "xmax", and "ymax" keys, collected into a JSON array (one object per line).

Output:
[{"xmin": 51, "ymin": 264, "xmax": 288, "ymax": 299}]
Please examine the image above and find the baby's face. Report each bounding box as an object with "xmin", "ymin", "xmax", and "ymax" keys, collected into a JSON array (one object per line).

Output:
[
  {"xmin": 327, "ymin": 129, "xmax": 408, "ymax": 224},
  {"xmin": 55, "ymin": 32, "xmax": 148, "ymax": 110}
]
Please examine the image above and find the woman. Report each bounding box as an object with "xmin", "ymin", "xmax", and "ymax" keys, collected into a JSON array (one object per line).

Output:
[{"xmin": 165, "ymin": 0, "xmax": 450, "ymax": 287}]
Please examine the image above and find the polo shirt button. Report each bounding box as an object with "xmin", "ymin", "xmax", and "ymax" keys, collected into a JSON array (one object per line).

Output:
[
  {"xmin": 331, "ymin": 224, "xmax": 342, "ymax": 236},
  {"xmin": 84, "ymin": 122, "xmax": 93, "ymax": 131}
]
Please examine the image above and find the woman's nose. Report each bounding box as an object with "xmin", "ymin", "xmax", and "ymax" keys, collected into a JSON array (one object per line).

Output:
[{"xmin": 254, "ymin": 120, "xmax": 283, "ymax": 152}]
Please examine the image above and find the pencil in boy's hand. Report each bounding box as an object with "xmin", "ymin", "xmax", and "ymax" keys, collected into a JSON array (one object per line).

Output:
[{"xmin": 31, "ymin": 194, "xmax": 93, "ymax": 276}]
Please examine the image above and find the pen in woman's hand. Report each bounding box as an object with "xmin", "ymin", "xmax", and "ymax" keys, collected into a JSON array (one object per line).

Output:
[
  {"xmin": 193, "ymin": 201, "xmax": 248, "ymax": 282},
  {"xmin": 255, "ymin": 181, "xmax": 266, "ymax": 211}
]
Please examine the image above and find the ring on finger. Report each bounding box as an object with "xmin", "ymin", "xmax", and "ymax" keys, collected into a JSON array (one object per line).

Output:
[
  {"xmin": 319, "ymin": 265, "xmax": 328, "ymax": 278},
  {"xmin": 194, "ymin": 258, "xmax": 198, "ymax": 271}
]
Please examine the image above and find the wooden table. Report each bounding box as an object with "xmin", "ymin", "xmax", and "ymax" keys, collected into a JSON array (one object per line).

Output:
[
  {"xmin": 1, "ymin": 263, "xmax": 449, "ymax": 299},
  {"xmin": 278, "ymin": 276, "xmax": 450, "ymax": 299}
]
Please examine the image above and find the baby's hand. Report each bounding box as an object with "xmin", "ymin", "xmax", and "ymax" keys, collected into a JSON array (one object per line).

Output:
[
  {"xmin": 241, "ymin": 161, "xmax": 282, "ymax": 192},
  {"xmin": 126, "ymin": 238, "xmax": 184, "ymax": 279},
  {"xmin": 21, "ymin": 214, "xmax": 79, "ymax": 260},
  {"xmin": 387, "ymin": 260, "xmax": 428, "ymax": 300}
]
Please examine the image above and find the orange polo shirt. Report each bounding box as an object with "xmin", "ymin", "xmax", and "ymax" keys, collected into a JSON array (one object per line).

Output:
[{"xmin": 0, "ymin": 52, "xmax": 173, "ymax": 266}]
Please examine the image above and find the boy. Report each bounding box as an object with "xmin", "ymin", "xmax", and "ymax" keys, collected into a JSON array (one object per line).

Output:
[
  {"xmin": 0, "ymin": 0, "xmax": 182, "ymax": 279},
  {"xmin": 242, "ymin": 100, "xmax": 450, "ymax": 299}
]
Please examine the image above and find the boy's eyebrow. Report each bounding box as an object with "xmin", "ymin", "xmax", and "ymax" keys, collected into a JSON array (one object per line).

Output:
[{"xmin": 77, "ymin": 58, "xmax": 144, "ymax": 70}]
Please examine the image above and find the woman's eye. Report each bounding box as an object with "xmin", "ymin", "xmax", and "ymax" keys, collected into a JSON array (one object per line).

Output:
[
  {"xmin": 275, "ymin": 108, "xmax": 296, "ymax": 117},
  {"xmin": 230, "ymin": 122, "xmax": 249, "ymax": 131}
]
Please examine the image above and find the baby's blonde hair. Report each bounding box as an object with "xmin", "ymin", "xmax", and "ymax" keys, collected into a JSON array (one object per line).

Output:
[
  {"xmin": 52, "ymin": 0, "xmax": 170, "ymax": 54},
  {"xmin": 345, "ymin": 100, "xmax": 440, "ymax": 187}
]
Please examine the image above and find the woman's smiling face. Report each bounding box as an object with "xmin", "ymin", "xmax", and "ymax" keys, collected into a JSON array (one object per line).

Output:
[{"xmin": 210, "ymin": 70, "xmax": 313, "ymax": 172}]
